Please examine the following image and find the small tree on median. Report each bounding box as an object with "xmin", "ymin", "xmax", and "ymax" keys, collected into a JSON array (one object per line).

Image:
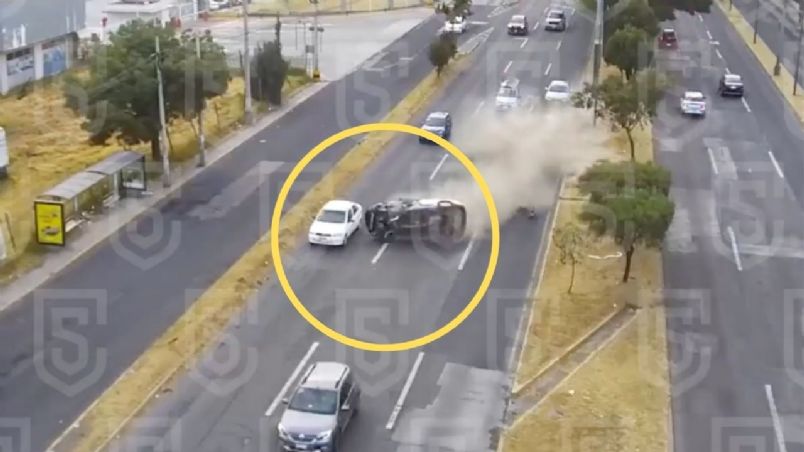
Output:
[
  {"xmin": 604, "ymin": 25, "xmax": 653, "ymax": 80},
  {"xmin": 251, "ymin": 40, "xmax": 289, "ymax": 106},
  {"xmin": 554, "ymin": 224, "xmax": 588, "ymax": 294},
  {"xmin": 581, "ymin": 189, "xmax": 675, "ymax": 284},
  {"xmin": 429, "ymin": 33, "xmax": 457, "ymax": 77},
  {"xmin": 577, "ymin": 160, "xmax": 671, "ymax": 204},
  {"xmin": 605, "ymin": 0, "xmax": 660, "ymax": 42},
  {"xmin": 571, "ymin": 70, "xmax": 663, "ymax": 161}
]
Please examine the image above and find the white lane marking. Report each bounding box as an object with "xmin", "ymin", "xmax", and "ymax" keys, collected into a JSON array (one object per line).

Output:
[
  {"xmin": 543, "ymin": 6, "xmax": 548, "ymax": 15},
  {"xmin": 430, "ymin": 154, "xmax": 449, "ymax": 180},
  {"xmin": 727, "ymin": 226, "xmax": 743, "ymax": 271},
  {"xmin": 386, "ymin": 352, "xmax": 425, "ymax": 430},
  {"xmin": 532, "ymin": 21, "xmax": 539, "ymax": 30},
  {"xmin": 520, "ymin": 37, "xmax": 528, "ymax": 48},
  {"xmin": 715, "ymin": 48, "xmax": 724, "ymax": 60},
  {"xmin": 473, "ymin": 100, "xmax": 485, "ymax": 115},
  {"xmin": 504, "ymin": 60, "xmax": 512, "ymax": 73},
  {"xmin": 725, "ymin": 66, "xmax": 732, "ymax": 74},
  {"xmin": 765, "ymin": 384, "xmax": 789, "ymax": 452},
  {"xmin": 742, "ymin": 97, "xmax": 752, "ymax": 113},
  {"xmin": 698, "ymin": 13, "xmax": 704, "ymax": 21},
  {"xmin": 706, "ymin": 30, "xmax": 713, "ymax": 40},
  {"xmin": 556, "ymin": 40, "xmax": 562, "ymax": 50},
  {"xmin": 371, "ymin": 242, "xmax": 389, "ymax": 264},
  {"xmin": 457, "ymin": 238, "xmax": 475, "ymax": 270},
  {"xmin": 544, "ymin": 62, "xmax": 552, "ymax": 76},
  {"xmin": 265, "ymin": 342, "xmax": 320, "ymax": 416},
  {"xmin": 769, "ymin": 151, "xmax": 785, "ymax": 178},
  {"xmin": 706, "ymin": 147, "xmax": 720, "ymax": 175}
]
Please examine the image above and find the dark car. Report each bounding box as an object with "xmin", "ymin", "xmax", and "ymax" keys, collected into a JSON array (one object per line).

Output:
[
  {"xmin": 718, "ymin": 73, "xmax": 744, "ymax": 97},
  {"xmin": 364, "ymin": 198, "xmax": 467, "ymax": 243},
  {"xmin": 658, "ymin": 28, "xmax": 678, "ymax": 49},
  {"xmin": 507, "ymin": 14, "xmax": 529, "ymax": 35},
  {"xmin": 419, "ymin": 111, "xmax": 452, "ymax": 144}
]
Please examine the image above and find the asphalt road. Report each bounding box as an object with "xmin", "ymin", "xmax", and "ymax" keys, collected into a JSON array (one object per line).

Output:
[
  {"xmin": 730, "ymin": 0, "xmax": 802, "ymax": 81},
  {"xmin": 657, "ymin": 7, "xmax": 804, "ymax": 452},
  {"xmin": 0, "ymin": 11, "xmax": 466, "ymax": 452},
  {"xmin": 101, "ymin": 2, "xmax": 594, "ymax": 452}
]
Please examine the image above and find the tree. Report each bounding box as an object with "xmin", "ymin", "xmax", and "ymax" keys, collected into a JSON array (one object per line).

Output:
[
  {"xmin": 274, "ymin": 13, "xmax": 282, "ymax": 45},
  {"xmin": 648, "ymin": 0, "xmax": 712, "ymax": 21},
  {"xmin": 428, "ymin": 33, "xmax": 457, "ymax": 77},
  {"xmin": 571, "ymin": 71, "xmax": 663, "ymax": 161},
  {"xmin": 251, "ymin": 40, "xmax": 289, "ymax": 105},
  {"xmin": 64, "ymin": 20, "xmax": 230, "ymax": 160},
  {"xmin": 439, "ymin": 0, "xmax": 472, "ymax": 18},
  {"xmin": 580, "ymin": 188, "xmax": 674, "ymax": 283},
  {"xmin": 581, "ymin": 0, "xmax": 620, "ymax": 12},
  {"xmin": 606, "ymin": 0, "xmax": 659, "ymax": 41},
  {"xmin": 578, "ymin": 160, "xmax": 671, "ymax": 204},
  {"xmin": 604, "ymin": 25, "xmax": 653, "ymax": 80},
  {"xmin": 554, "ymin": 224, "xmax": 588, "ymax": 293}
]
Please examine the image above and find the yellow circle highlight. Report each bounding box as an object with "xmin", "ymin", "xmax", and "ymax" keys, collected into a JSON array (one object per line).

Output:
[{"xmin": 270, "ymin": 122, "xmax": 500, "ymax": 352}]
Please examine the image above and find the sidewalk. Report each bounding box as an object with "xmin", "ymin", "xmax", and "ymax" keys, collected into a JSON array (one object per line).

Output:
[{"xmin": 0, "ymin": 81, "xmax": 329, "ymax": 312}]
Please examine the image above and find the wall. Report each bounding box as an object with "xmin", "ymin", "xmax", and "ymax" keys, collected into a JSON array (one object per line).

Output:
[
  {"xmin": 0, "ymin": 0, "xmax": 86, "ymax": 53},
  {"xmin": 0, "ymin": 34, "xmax": 77, "ymax": 94}
]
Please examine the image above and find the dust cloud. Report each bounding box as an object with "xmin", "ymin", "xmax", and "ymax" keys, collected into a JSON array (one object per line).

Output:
[{"xmin": 400, "ymin": 104, "xmax": 610, "ymax": 237}]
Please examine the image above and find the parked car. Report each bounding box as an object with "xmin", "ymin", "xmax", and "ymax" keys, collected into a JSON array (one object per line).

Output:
[
  {"xmin": 507, "ymin": 14, "xmax": 529, "ymax": 35},
  {"xmin": 659, "ymin": 28, "xmax": 678, "ymax": 49},
  {"xmin": 718, "ymin": 73, "xmax": 745, "ymax": 97}
]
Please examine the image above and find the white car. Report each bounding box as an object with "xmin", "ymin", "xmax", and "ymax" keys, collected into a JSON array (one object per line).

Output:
[
  {"xmin": 545, "ymin": 80, "xmax": 571, "ymax": 102},
  {"xmin": 443, "ymin": 16, "xmax": 467, "ymax": 34},
  {"xmin": 308, "ymin": 200, "xmax": 362, "ymax": 246},
  {"xmin": 495, "ymin": 78, "xmax": 520, "ymax": 111},
  {"xmin": 680, "ymin": 91, "xmax": 706, "ymax": 117}
]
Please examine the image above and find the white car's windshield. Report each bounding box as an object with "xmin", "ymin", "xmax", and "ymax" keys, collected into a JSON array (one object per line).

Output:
[
  {"xmin": 549, "ymin": 84, "xmax": 569, "ymax": 93},
  {"xmin": 317, "ymin": 209, "xmax": 347, "ymax": 223},
  {"xmin": 498, "ymin": 86, "xmax": 516, "ymax": 98},
  {"xmin": 725, "ymin": 75, "xmax": 742, "ymax": 83},
  {"xmin": 510, "ymin": 16, "xmax": 525, "ymax": 24},
  {"xmin": 425, "ymin": 116, "xmax": 447, "ymax": 127},
  {"xmin": 288, "ymin": 387, "xmax": 339, "ymax": 415}
]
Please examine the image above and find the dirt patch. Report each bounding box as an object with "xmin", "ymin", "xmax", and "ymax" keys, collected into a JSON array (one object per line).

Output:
[
  {"xmin": 504, "ymin": 305, "xmax": 670, "ymax": 452},
  {"xmin": 57, "ymin": 58, "xmax": 470, "ymax": 452},
  {"xmin": 0, "ymin": 72, "xmax": 310, "ymax": 285},
  {"xmin": 714, "ymin": 0, "xmax": 804, "ymax": 122}
]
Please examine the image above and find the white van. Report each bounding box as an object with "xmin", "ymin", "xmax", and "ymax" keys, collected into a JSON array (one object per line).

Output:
[
  {"xmin": 495, "ymin": 78, "xmax": 520, "ymax": 111},
  {"xmin": 0, "ymin": 127, "xmax": 8, "ymax": 178}
]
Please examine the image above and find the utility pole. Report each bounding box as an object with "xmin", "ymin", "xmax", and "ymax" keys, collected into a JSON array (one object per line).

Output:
[
  {"xmin": 309, "ymin": 0, "xmax": 320, "ymax": 80},
  {"xmin": 243, "ymin": 0, "xmax": 254, "ymax": 124},
  {"xmin": 195, "ymin": 33, "xmax": 207, "ymax": 167},
  {"xmin": 591, "ymin": 0, "xmax": 604, "ymax": 125},
  {"xmin": 155, "ymin": 36, "xmax": 171, "ymax": 188},
  {"xmin": 774, "ymin": 0, "xmax": 787, "ymax": 76},
  {"xmin": 754, "ymin": 0, "xmax": 759, "ymax": 43},
  {"xmin": 795, "ymin": 9, "xmax": 803, "ymax": 94}
]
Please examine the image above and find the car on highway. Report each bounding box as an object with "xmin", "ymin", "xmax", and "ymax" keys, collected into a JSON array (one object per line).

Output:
[
  {"xmin": 308, "ymin": 200, "xmax": 362, "ymax": 246},
  {"xmin": 658, "ymin": 28, "xmax": 678, "ymax": 49},
  {"xmin": 507, "ymin": 14, "xmax": 529, "ymax": 35},
  {"xmin": 365, "ymin": 198, "xmax": 467, "ymax": 243},
  {"xmin": 544, "ymin": 8, "xmax": 567, "ymax": 31},
  {"xmin": 680, "ymin": 91, "xmax": 707, "ymax": 117},
  {"xmin": 544, "ymin": 80, "xmax": 571, "ymax": 103},
  {"xmin": 419, "ymin": 111, "xmax": 452, "ymax": 144},
  {"xmin": 718, "ymin": 73, "xmax": 745, "ymax": 97},
  {"xmin": 208, "ymin": 0, "xmax": 230, "ymax": 10},
  {"xmin": 495, "ymin": 78, "xmax": 520, "ymax": 111},
  {"xmin": 443, "ymin": 15, "xmax": 467, "ymax": 34},
  {"xmin": 277, "ymin": 361, "xmax": 361, "ymax": 452}
]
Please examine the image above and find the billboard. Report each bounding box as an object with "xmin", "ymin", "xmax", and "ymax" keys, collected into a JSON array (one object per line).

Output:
[{"xmin": 34, "ymin": 201, "xmax": 65, "ymax": 246}]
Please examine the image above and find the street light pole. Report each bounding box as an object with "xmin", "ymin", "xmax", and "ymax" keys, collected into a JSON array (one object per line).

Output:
[
  {"xmin": 774, "ymin": 0, "xmax": 787, "ymax": 76},
  {"xmin": 795, "ymin": 9, "xmax": 803, "ymax": 94},
  {"xmin": 243, "ymin": 0, "xmax": 254, "ymax": 124},
  {"xmin": 195, "ymin": 33, "xmax": 207, "ymax": 167},
  {"xmin": 155, "ymin": 36, "xmax": 171, "ymax": 188},
  {"xmin": 311, "ymin": 0, "xmax": 320, "ymax": 80},
  {"xmin": 754, "ymin": 0, "xmax": 759, "ymax": 43},
  {"xmin": 591, "ymin": 0, "xmax": 604, "ymax": 125}
]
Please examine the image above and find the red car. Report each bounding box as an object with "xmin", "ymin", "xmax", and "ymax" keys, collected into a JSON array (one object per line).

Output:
[{"xmin": 658, "ymin": 28, "xmax": 678, "ymax": 49}]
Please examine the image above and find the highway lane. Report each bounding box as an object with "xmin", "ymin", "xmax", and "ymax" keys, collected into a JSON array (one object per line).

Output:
[
  {"xmin": 103, "ymin": 2, "xmax": 594, "ymax": 452},
  {"xmin": 0, "ymin": 12, "xmax": 481, "ymax": 452},
  {"xmin": 658, "ymin": 10, "xmax": 804, "ymax": 452},
  {"xmin": 729, "ymin": 0, "xmax": 801, "ymax": 82}
]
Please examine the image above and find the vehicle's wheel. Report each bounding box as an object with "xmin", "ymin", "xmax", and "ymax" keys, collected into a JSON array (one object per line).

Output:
[{"xmin": 341, "ymin": 235, "xmax": 348, "ymax": 247}]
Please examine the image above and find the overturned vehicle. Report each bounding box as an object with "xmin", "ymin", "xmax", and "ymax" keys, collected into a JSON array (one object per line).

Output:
[{"xmin": 365, "ymin": 198, "xmax": 467, "ymax": 243}]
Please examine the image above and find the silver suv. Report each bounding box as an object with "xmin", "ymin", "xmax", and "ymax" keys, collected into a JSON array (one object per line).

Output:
[{"xmin": 277, "ymin": 361, "xmax": 360, "ymax": 451}]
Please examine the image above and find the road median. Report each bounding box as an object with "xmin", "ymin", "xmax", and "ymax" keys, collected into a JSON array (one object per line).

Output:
[{"xmin": 48, "ymin": 55, "xmax": 472, "ymax": 452}]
